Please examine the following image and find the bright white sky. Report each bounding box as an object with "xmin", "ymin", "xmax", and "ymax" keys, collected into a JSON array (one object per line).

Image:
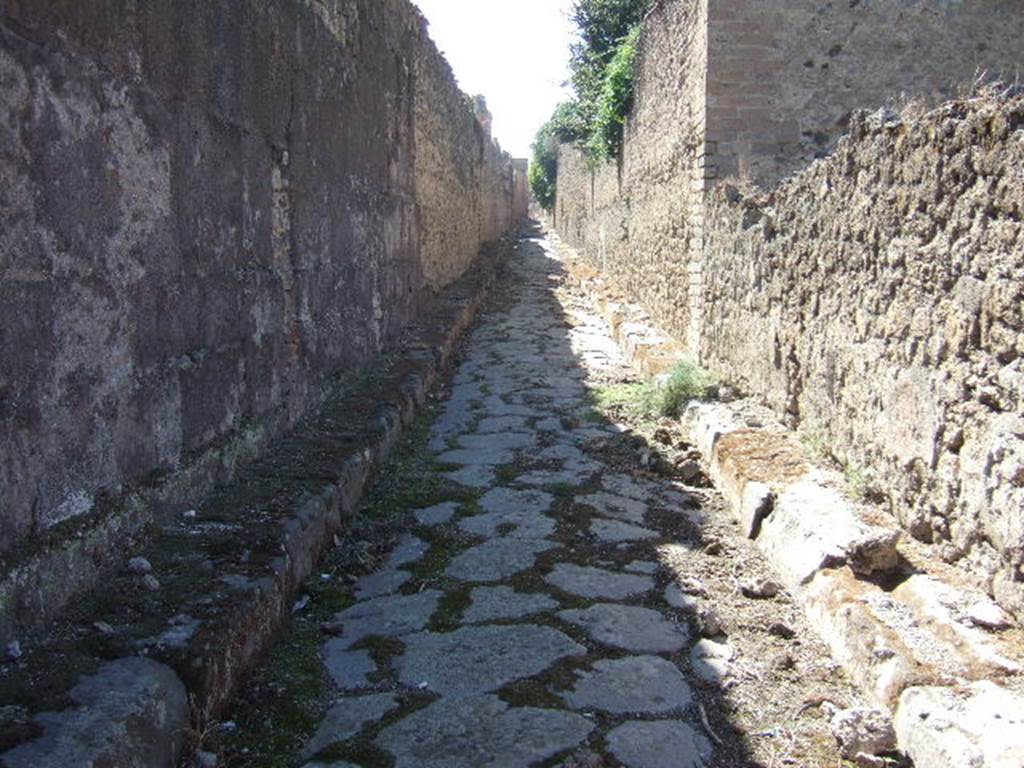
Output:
[{"xmin": 413, "ymin": 0, "xmax": 575, "ymax": 159}]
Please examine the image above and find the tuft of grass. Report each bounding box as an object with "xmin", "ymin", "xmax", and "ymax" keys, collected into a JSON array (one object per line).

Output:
[{"xmin": 640, "ymin": 361, "xmax": 716, "ymax": 418}]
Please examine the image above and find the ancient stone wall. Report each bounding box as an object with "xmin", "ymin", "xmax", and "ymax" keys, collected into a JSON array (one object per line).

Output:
[
  {"xmin": 0, "ymin": 0, "xmax": 516, "ymax": 559},
  {"xmin": 702, "ymin": 95, "xmax": 1024, "ymax": 616},
  {"xmin": 705, "ymin": 0, "xmax": 1024, "ymax": 188},
  {"xmin": 555, "ymin": 0, "xmax": 709, "ymax": 345}
]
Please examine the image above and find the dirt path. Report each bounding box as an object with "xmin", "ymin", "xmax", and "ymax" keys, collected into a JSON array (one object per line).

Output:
[{"xmin": 213, "ymin": 225, "xmax": 866, "ymax": 768}]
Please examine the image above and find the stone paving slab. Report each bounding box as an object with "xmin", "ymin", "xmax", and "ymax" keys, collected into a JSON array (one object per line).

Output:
[
  {"xmin": 414, "ymin": 502, "xmax": 459, "ymax": 527},
  {"xmin": 591, "ymin": 518, "xmax": 658, "ymax": 542},
  {"xmin": 376, "ymin": 694, "xmax": 594, "ymax": 768},
  {"xmin": 302, "ymin": 693, "xmax": 399, "ymax": 759},
  {"xmin": 463, "ymin": 586, "xmax": 560, "ymax": 623},
  {"xmin": 561, "ymin": 656, "xmax": 693, "ymax": 714},
  {"xmin": 395, "ymin": 624, "xmax": 585, "ymax": 695},
  {"xmin": 444, "ymin": 537, "xmax": 554, "ymax": 582},
  {"xmin": 322, "ymin": 642, "xmax": 377, "ymax": 690},
  {"xmin": 330, "ymin": 591, "xmax": 442, "ymax": 647},
  {"xmin": 558, "ymin": 604, "xmax": 690, "ymax": 652},
  {"xmin": 544, "ymin": 563, "xmax": 654, "ymax": 600},
  {"xmin": 606, "ymin": 720, "xmax": 712, "ymax": 768}
]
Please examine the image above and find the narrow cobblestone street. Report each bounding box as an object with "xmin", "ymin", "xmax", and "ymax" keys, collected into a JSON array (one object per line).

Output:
[{"xmin": 221, "ymin": 225, "xmax": 863, "ymax": 768}]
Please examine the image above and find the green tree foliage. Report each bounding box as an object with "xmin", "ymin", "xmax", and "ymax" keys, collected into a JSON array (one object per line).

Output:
[
  {"xmin": 529, "ymin": 0, "xmax": 650, "ymax": 206},
  {"xmin": 587, "ymin": 26, "xmax": 640, "ymax": 161}
]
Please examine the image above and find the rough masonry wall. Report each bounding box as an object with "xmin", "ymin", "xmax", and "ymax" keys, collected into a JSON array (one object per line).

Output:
[
  {"xmin": 705, "ymin": 0, "xmax": 1024, "ymax": 187},
  {"xmin": 702, "ymin": 97, "xmax": 1024, "ymax": 616},
  {"xmin": 0, "ymin": 0, "xmax": 515, "ymax": 556},
  {"xmin": 555, "ymin": 0, "xmax": 709, "ymax": 345}
]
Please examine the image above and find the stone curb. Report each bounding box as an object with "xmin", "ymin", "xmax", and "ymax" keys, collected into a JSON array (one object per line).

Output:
[
  {"xmin": 548, "ymin": 225, "xmax": 1024, "ymax": 767},
  {"xmin": 0, "ymin": 236, "xmax": 514, "ymax": 768}
]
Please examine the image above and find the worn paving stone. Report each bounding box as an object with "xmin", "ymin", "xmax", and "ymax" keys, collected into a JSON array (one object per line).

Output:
[
  {"xmin": 473, "ymin": 416, "xmax": 533, "ymax": 434},
  {"xmin": 445, "ymin": 464, "xmax": 496, "ymax": 488},
  {"xmin": 376, "ymin": 694, "xmax": 593, "ymax": 768},
  {"xmin": 384, "ymin": 535, "xmax": 429, "ymax": 568},
  {"xmin": 445, "ymin": 537, "xmax": 554, "ymax": 582},
  {"xmin": 437, "ymin": 446, "xmax": 515, "ymax": 467},
  {"xmin": 544, "ymin": 563, "xmax": 654, "ymax": 600},
  {"xmin": 302, "ymin": 762, "xmax": 358, "ymax": 768},
  {"xmin": 354, "ymin": 569, "xmax": 410, "ymax": 600},
  {"xmin": 322, "ymin": 641, "xmax": 377, "ymax": 689},
  {"xmin": 302, "ymin": 693, "xmax": 399, "ymax": 759},
  {"xmin": 457, "ymin": 432, "xmax": 536, "ymax": 451},
  {"xmin": 558, "ymin": 604, "xmax": 690, "ymax": 652},
  {"xmin": 561, "ymin": 656, "xmax": 693, "ymax": 714},
  {"xmin": 625, "ymin": 560, "xmax": 659, "ymax": 574},
  {"xmin": 463, "ymin": 586, "xmax": 560, "ymax": 623},
  {"xmin": 395, "ymin": 624, "xmax": 586, "ymax": 695},
  {"xmin": 591, "ymin": 519, "xmax": 658, "ymax": 542},
  {"xmin": 414, "ymin": 502, "xmax": 459, "ymax": 527},
  {"xmin": 458, "ymin": 488, "xmax": 556, "ymax": 539},
  {"xmin": 606, "ymin": 720, "xmax": 712, "ymax": 768},
  {"xmin": 331, "ymin": 591, "xmax": 442, "ymax": 647},
  {"xmin": 514, "ymin": 469, "xmax": 591, "ymax": 488},
  {"xmin": 601, "ymin": 474, "xmax": 657, "ymax": 502},
  {"xmin": 579, "ymin": 492, "xmax": 648, "ymax": 524}
]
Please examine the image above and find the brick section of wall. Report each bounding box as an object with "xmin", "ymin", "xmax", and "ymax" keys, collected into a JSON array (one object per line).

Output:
[
  {"xmin": 555, "ymin": 0, "xmax": 709, "ymax": 346},
  {"xmin": 0, "ymin": 0, "xmax": 516, "ymax": 555},
  {"xmin": 705, "ymin": 0, "xmax": 1024, "ymax": 188},
  {"xmin": 701, "ymin": 97, "xmax": 1024, "ymax": 617}
]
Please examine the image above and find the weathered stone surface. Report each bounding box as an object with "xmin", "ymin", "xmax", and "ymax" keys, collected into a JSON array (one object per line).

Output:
[
  {"xmin": 384, "ymin": 535, "xmax": 430, "ymax": 568},
  {"xmin": 605, "ymin": 720, "xmax": 712, "ymax": 768},
  {"xmin": 544, "ymin": 564, "xmax": 654, "ymax": 600},
  {"xmin": 302, "ymin": 693, "xmax": 399, "ymax": 759},
  {"xmin": 458, "ymin": 488, "xmax": 556, "ymax": 539},
  {"xmin": 830, "ymin": 708, "xmax": 897, "ymax": 760},
  {"xmin": 463, "ymin": 586, "xmax": 559, "ymax": 624},
  {"xmin": 625, "ymin": 560, "xmax": 659, "ymax": 574},
  {"xmin": 354, "ymin": 569, "xmax": 411, "ymax": 600},
  {"xmin": 690, "ymin": 639, "xmax": 734, "ymax": 684},
  {"xmin": 0, "ymin": 658, "xmax": 189, "ymax": 768},
  {"xmin": 895, "ymin": 683, "xmax": 1024, "ymax": 768},
  {"xmin": 445, "ymin": 465, "xmax": 497, "ymax": 488},
  {"xmin": 322, "ymin": 642, "xmax": 377, "ymax": 690},
  {"xmin": 395, "ymin": 625, "xmax": 586, "ymax": 695},
  {"xmin": 665, "ymin": 584, "xmax": 699, "ymax": 611},
  {"xmin": 457, "ymin": 433, "xmax": 536, "ymax": 451},
  {"xmin": 561, "ymin": 656, "xmax": 693, "ymax": 714},
  {"xmin": 330, "ymin": 591, "xmax": 442, "ymax": 647},
  {"xmin": 445, "ymin": 537, "xmax": 554, "ymax": 582},
  {"xmin": 591, "ymin": 519, "xmax": 658, "ymax": 542},
  {"xmin": 558, "ymin": 604, "xmax": 689, "ymax": 652},
  {"xmin": 376, "ymin": 694, "xmax": 593, "ymax": 768},
  {"xmin": 414, "ymin": 502, "xmax": 459, "ymax": 527},
  {"xmin": 578, "ymin": 492, "xmax": 648, "ymax": 524}
]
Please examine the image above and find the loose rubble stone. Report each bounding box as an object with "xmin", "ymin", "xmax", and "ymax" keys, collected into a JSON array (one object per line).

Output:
[
  {"xmin": 414, "ymin": 502, "xmax": 459, "ymax": 527},
  {"xmin": 376, "ymin": 694, "xmax": 593, "ymax": 768},
  {"xmin": 591, "ymin": 519, "xmax": 657, "ymax": 542},
  {"xmin": 829, "ymin": 707, "xmax": 897, "ymax": 760},
  {"xmin": 558, "ymin": 604, "xmax": 689, "ymax": 652},
  {"xmin": 302, "ymin": 693, "xmax": 399, "ymax": 759},
  {"xmin": 322, "ymin": 642, "xmax": 377, "ymax": 689},
  {"xmin": 690, "ymin": 638, "xmax": 734, "ymax": 684},
  {"xmin": 463, "ymin": 586, "xmax": 559, "ymax": 623},
  {"xmin": 741, "ymin": 577, "xmax": 782, "ymax": 599},
  {"xmin": 141, "ymin": 574, "xmax": 161, "ymax": 591},
  {"xmin": 354, "ymin": 569, "xmax": 411, "ymax": 599},
  {"xmin": 327, "ymin": 591, "xmax": 442, "ymax": 647},
  {"xmin": 0, "ymin": 658, "xmax": 189, "ymax": 768},
  {"xmin": 395, "ymin": 624, "xmax": 585, "ymax": 695},
  {"xmin": 561, "ymin": 656, "xmax": 693, "ymax": 714},
  {"xmin": 445, "ymin": 537, "xmax": 554, "ymax": 582},
  {"xmin": 698, "ymin": 607, "xmax": 724, "ymax": 637},
  {"xmin": 605, "ymin": 720, "xmax": 712, "ymax": 768},
  {"xmin": 544, "ymin": 563, "xmax": 654, "ymax": 600},
  {"xmin": 665, "ymin": 584, "xmax": 699, "ymax": 611},
  {"xmin": 127, "ymin": 557, "xmax": 153, "ymax": 574}
]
